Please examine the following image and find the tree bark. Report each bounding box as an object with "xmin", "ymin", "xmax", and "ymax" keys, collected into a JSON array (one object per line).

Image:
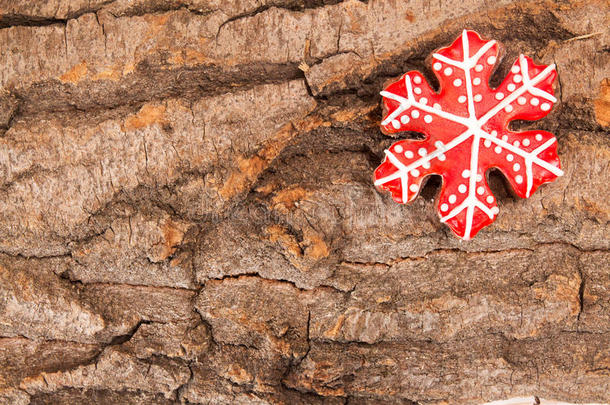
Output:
[{"xmin": 0, "ymin": 0, "xmax": 608, "ymax": 403}]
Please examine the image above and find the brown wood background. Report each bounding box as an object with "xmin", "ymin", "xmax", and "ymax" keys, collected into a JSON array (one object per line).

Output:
[{"xmin": 0, "ymin": 0, "xmax": 608, "ymax": 403}]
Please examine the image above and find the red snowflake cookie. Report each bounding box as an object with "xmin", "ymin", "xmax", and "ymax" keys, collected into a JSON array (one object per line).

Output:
[{"xmin": 374, "ymin": 30, "xmax": 563, "ymax": 240}]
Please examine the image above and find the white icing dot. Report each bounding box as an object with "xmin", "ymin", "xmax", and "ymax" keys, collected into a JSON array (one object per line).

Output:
[
  {"xmin": 434, "ymin": 141, "xmax": 444, "ymax": 148},
  {"xmin": 473, "ymin": 77, "xmax": 481, "ymax": 86},
  {"xmin": 458, "ymin": 184, "xmax": 467, "ymax": 193},
  {"xmin": 518, "ymin": 96, "xmax": 527, "ymax": 105},
  {"xmin": 491, "ymin": 206, "xmax": 500, "ymax": 215},
  {"xmin": 400, "ymin": 115, "xmax": 410, "ymax": 124},
  {"xmin": 433, "ymin": 103, "xmax": 442, "ymax": 110},
  {"xmin": 515, "ymin": 175, "xmax": 523, "ymax": 184},
  {"xmin": 495, "ymin": 92, "xmax": 504, "ymax": 100},
  {"xmin": 507, "ymin": 83, "xmax": 516, "ymax": 92},
  {"xmin": 506, "ymin": 154, "xmax": 514, "ymax": 162},
  {"xmin": 411, "ymin": 110, "xmax": 420, "ymax": 118},
  {"xmin": 424, "ymin": 115, "xmax": 433, "ymax": 123},
  {"xmin": 513, "ymin": 140, "xmax": 520, "ymax": 147},
  {"xmin": 405, "ymin": 150, "xmax": 414, "ymax": 159},
  {"xmin": 419, "ymin": 97, "xmax": 428, "ymax": 105},
  {"xmin": 414, "ymin": 87, "xmax": 422, "ymax": 95},
  {"xmin": 486, "ymin": 195, "xmax": 494, "ymax": 204},
  {"xmin": 449, "ymin": 194, "xmax": 457, "ymax": 203},
  {"xmin": 522, "ymin": 138, "xmax": 530, "ymax": 146},
  {"xmin": 491, "ymin": 130, "xmax": 498, "ymax": 137},
  {"xmin": 410, "ymin": 169, "xmax": 420, "ymax": 176},
  {"xmin": 535, "ymin": 134, "xmax": 543, "ymax": 141},
  {"xmin": 444, "ymin": 67, "xmax": 453, "ymax": 76},
  {"xmin": 418, "ymin": 148, "xmax": 427, "ymax": 156},
  {"xmin": 541, "ymin": 102, "xmax": 551, "ymax": 111},
  {"xmin": 511, "ymin": 65, "xmax": 520, "ymax": 74},
  {"xmin": 477, "ymin": 186, "xmax": 485, "ymax": 195},
  {"xmin": 502, "ymin": 135, "xmax": 508, "ymax": 141},
  {"xmin": 494, "ymin": 146, "xmax": 502, "ymax": 154},
  {"xmin": 422, "ymin": 161, "xmax": 431, "ymax": 169},
  {"xmin": 476, "ymin": 174, "xmax": 483, "ymax": 182},
  {"xmin": 394, "ymin": 145, "xmax": 403, "ymax": 153},
  {"xmin": 462, "ymin": 169, "xmax": 470, "ymax": 178},
  {"xmin": 441, "ymin": 203, "xmax": 449, "ymax": 212},
  {"xmin": 513, "ymin": 163, "xmax": 521, "ymax": 171},
  {"xmin": 409, "ymin": 184, "xmax": 419, "ymax": 192},
  {"xmin": 391, "ymin": 120, "xmax": 401, "ymax": 129},
  {"xmin": 474, "ymin": 94, "xmax": 482, "ymax": 102},
  {"xmin": 475, "ymin": 64, "xmax": 483, "ymax": 72},
  {"xmin": 438, "ymin": 154, "xmax": 446, "ymax": 161},
  {"xmin": 413, "ymin": 75, "xmax": 422, "ymax": 84},
  {"xmin": 513, "ymin": 75, "xmax": 522, "ymax": 83},
  {"xmin": 433, "ymin": 62, "xmax": 442, "ymax": 71},
  {"xmin": 453, "ymin": 78, "xmax": 462, "ymax": 87},
  {"xmin": 504, "ymin": 105, "xmax": 513, "ymax": 113},
  {"xmin": 487, "ymin": 56, "xmax": 497, "ymax": 65},
  {"xmin": 484, "ymin": 140, "xmax": 492, "ymax": 147},
  {"xmin": 458, "ymin": 95, "xmax": 467, "ymax": 103},
  {"xmin": 530, "ymin": 98, "xmax": 540, "ymax": 106}
]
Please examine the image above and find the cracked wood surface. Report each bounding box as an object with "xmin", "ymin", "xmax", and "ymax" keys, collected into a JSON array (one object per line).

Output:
[{"xmin": 0, "ymin": 0, "xmax": 609, "ymax": 404}]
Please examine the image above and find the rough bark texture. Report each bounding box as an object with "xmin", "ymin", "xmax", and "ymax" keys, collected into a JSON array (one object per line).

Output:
[{"xmin": 0, "ymin": 0, "xmax": 609, "ymax": 404}]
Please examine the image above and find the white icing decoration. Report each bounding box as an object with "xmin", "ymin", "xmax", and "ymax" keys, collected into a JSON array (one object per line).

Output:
[
  {"xmin": 453, "ymin": 79, "xmax": 462, "ymax": 87},
  {"xmin": 441, "ymin": 203, "xmax": 449, "ymax": 211},
  {"xmin": 449, "ymin": 194, "xmax": 457, "ymax": 203},
  {"xmin": 522, "ymin": 138, "xmax": 530, "ymax": 146},
  {"xmin": 392, "ymin": 120, "xmax": 400, "ymax": 129},
  {"xmin": 409, "ymin": 184, "xmax": 419, "ymax": 192},
  {"xmin": 377, "ymin": 33, "xmax": 562, "ymax": 238},
  {"xmin": 484, "ymin": 140, "xmax": 491, "ymax": 147},
  {"xmin": 487, "ymin": 56, "xmax": 496, "ymax": 65},
  {"xmin": 413, "ymin": 76, "xmax": 422, "ymax": 84},
  {"xmin": 504, "ymin": 105, "xmax": 513, "ymax": 112},
  {"xmin": 444, "ymin": 67, "xmax": 453, "ymax": 76},
  {"xmin": 502, "ymin": 135, "xmax": 508, "ymax": 141},
  {"xmin": 411, "ymin": 110, "xmax": 420, "ymax": 118},
  {"xmin": 462, "ymin": 169, "xmax": 470, "ymax": 178},
  {"xmin": 541, "ymin": 102, "xmax": 551, "ymax": 111},
  {"xmin": 506, "ymin": 154, "xmax": 514, "ymax": 161},
  {"xmin": 395, "ymin": 145, "xmax": 403, "ymax": 153},
  {"xmin": 530, "ymin": 98, "xmax": 539, "ymax": 106},
  {"xmin": 418, "ymin": 148, "xmax": 427, "ymax": 156},
  {"xmin": 401, "ymin": 115, "xmax": 410, "ymax": 124},
  {"xmin": 473, "ymin": 77, "xmax": 481, "ymax": 86},
  {"xmin": 433, "ymin": 103, "xmax": 442, "ymax": 109},
  {"xmin": 433, "ymin": 62, "xmax": 442, "ymax": 71},
  {"xmin": 420, "ymin": 97, "xmax": 428, "ymax": 105},
  {"xmin": 477, "ymin": 186, "xmax": 484, "ymax": 195},
  {"xmin": 513, "ymin": 163, "xmax": 520, "ymax": 171},
  {"xmin": 414, "ymin": 87, "xmax": 422, "ymax": 94},
  {"xmin": 458, "ymin": 95, "xmax": 467, "ymax": 103},
  {"xmin": 422, "ymin": 161, "xmax": 431, "ymax": 169},
  {"xmin": 535, "ymin": 134, "xmax": 543, "ymax": 141},
  {"xmin": 511, "ymin": 65, "xmax": 520, "ymax": 73},
  {"xmin": 518, "ymin": 96, "xmax": 526, "ymax": 105},
  {"xmin": 495, "ymin": 92, "xmax": 504, "ymax": 100},
  {"xmin": 486, "ymin": 195, "xmax": 494, "ymax": 203},
  {"xmin": 507, "ymin": 83, "xmax": 516, "ymax": 91},
  {"xmin": 513, "ymin": 75, "xmax": 522, "ymax": 83},
  {"xmin": 405, "ymin": 150, "xmax": 414, "ymax": 159},
  {"xmin": 474, "ymin": 94, "xmax": 482, "ymax": 102},
  {"xmin": 424, "ymin": 115, "xmax": 433, "ymax": 123},
  {"xmin": 513, "ymin": 140, "xmax": 520, "ymax": 147},
  {"xmin": 476, "ymin": 174, "xmax": 483, "ymax": 182},
  {"xmin": 411, "ymin": 169, "xmax": 419, "ymax": 176}
]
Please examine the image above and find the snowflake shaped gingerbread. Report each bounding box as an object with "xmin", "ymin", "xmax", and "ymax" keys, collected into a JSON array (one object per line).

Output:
[{"xmin": 374, "ymin": 30, "xmax": 563, "ymax": 240}]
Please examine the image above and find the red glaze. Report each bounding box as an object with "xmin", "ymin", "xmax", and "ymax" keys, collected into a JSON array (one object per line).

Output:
[{"xmin": 374, "ymin": 30, "xmax": 563, "ymax": 240}]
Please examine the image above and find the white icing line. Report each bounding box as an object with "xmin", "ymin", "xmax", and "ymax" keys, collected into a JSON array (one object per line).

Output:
[{"xmin": 478, "ymin": 130, "xmax": 563, "ymax": 176}]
